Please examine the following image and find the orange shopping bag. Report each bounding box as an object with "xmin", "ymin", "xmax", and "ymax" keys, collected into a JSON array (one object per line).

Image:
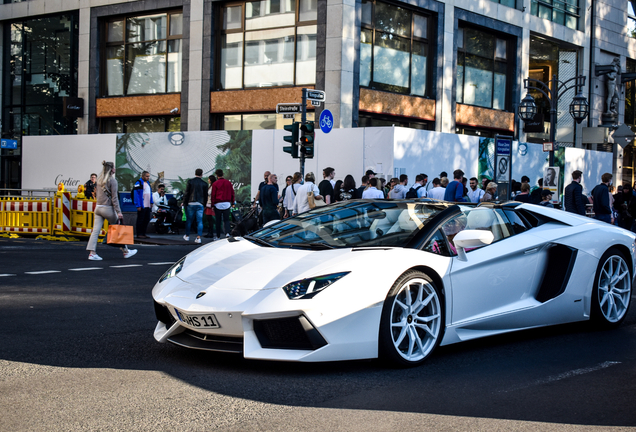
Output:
[{"xmin": 107, "ymin": 223, "xmax": 134, "ymax": 245}]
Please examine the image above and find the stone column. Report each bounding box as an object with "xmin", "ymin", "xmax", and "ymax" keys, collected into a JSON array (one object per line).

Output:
[
  {"xmin": 324, "ymin": 0, "xmax": 356, "ymax": 128},
  {"xmin": 187, "ymin": 0, "xmax": 204, "ymax": 131},
  {"xmin": 77, "ymin": 7, "xmax": 90, "ymax": 134},
  {"xmin": 439, "ymin": 7, "xmax": 454, "ymax": 133}
]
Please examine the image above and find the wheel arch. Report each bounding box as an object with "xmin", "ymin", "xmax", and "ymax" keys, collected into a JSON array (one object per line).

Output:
[
  {"xmin": 607, "ymin": 244, "xmax": 634, "ymax": 275},
  {"xmin": 406, "ymin": 265, "xmax": 445, "ymax": 300}
]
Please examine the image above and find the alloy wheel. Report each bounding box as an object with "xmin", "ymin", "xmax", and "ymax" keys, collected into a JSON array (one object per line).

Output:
[{"xmin": 389, "ymin": 277, "xmax": 442, "ymax": 362}]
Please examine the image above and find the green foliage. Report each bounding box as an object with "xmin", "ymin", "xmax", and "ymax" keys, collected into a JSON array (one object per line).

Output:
[
  {"xmin": 215, "ymin": 130, "xmax": 252, "ymax": 201},
  {"xmin": 171, "ymin": 176, "xmax": 190, "ymax": 194},
  {"xmin": 478, "ymin": 137, "xmax": 494, "ymax": 180},
  {"xmin": 115, "ymin": 134, "xmax": 145, "ymax": 191}
]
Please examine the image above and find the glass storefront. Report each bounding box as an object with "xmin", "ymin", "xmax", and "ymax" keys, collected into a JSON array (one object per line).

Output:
[
  {"xmin": 456, "ymin": 26, "xmax": 510, "ymax": 110},
  {"xmin": 525, "ymin": 36, "xmax": 579, "ymax": 144},
  {"xmin": 101, "ymin": 117, "xmax": 181, "ymax": 133},
  {"xmin": 359, "ymin": 0, "xmax": 431, "ymax": 97},
  {"xmin": 218, "ymin": 0, "xmax": 317, "ymax": 90},
  {"xmin": 103, "ymin": 12, "xmax": 183, "ymax": 96},
  {"xmin": 221, "ymin": 112, "xmax": 315, "ymax": 130},
  {"xmin": 1, "ymin": 13, "xmax": 79, "ymax": 189}
]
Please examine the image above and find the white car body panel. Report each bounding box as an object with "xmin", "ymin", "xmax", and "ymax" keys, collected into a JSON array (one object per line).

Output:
[{"xmin": 152, "ymin": 202, "xmax": 636, "ymax": 363}]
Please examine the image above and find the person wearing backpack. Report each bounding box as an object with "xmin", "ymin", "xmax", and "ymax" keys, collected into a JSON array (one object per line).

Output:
[{"xmin": 405, "ymin": 174, "xmax": 427, "ymax": 198}]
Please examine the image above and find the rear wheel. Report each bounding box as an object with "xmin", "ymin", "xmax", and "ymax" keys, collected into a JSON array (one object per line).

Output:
[
  {"xmin": 591, "ymin": 248, "xmax": 632, "ymax": 328},
  {"xmin": 379, "ymin": 271, "xmax": 444, "ymax": 367}
]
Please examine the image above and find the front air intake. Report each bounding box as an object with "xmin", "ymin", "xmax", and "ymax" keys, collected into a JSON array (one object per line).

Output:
[
  {"xmin": 253, "ymin": 316, "xmax": 327, "ymax": 350},
  {"xmin": 154, "ymin": 301, "xmax": 176, "ymax": 327}
]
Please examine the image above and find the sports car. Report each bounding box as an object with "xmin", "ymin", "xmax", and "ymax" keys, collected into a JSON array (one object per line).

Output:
[{"xmin": 152, "ymin": 199, "xmax": 634, "ymax": 366}]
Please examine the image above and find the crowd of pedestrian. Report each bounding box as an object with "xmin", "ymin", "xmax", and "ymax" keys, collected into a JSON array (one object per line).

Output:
[{"xmin": 88, "ymin": 163, "xmax": 627, "ymax": 260}]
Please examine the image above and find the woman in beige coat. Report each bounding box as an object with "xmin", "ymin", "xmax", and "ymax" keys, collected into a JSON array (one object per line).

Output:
[{"xmin": 86, "ymin": 161, "xmax": 137, "ymax": 261}]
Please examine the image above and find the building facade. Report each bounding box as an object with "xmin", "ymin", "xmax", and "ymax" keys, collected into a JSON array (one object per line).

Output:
[{"xmin": 1, "ymin": 0, "xmax": 636, "ymax": 189}]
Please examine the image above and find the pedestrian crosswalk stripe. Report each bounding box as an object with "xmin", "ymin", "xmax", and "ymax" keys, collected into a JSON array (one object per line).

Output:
[{"xmin": 25, "ymin": 271, "xmax": 62, "ymax": 275}]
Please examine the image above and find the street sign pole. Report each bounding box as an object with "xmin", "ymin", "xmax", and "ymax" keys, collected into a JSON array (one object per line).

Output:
[{"xmin": 301, "ymin": 89, "xmax": 307, "ymax": 178}]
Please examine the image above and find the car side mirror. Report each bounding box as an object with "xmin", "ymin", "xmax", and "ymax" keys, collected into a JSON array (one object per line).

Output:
[{"xmin": 453, "ymin": 229, "xmax": 494, "ymax": 261}]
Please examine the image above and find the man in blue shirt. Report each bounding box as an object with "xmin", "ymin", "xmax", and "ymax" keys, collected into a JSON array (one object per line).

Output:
[{"xmin": 444, "ymin": 169, "xmax": 466, "ymax": 202}]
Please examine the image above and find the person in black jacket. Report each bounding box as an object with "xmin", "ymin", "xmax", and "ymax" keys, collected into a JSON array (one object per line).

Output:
[
  {"xmin": 183, "ymin": 168, "xmax": 209, "ymax": 244},
  {"xmin": 591, "ymin": 173, "xmax": 613, "ymax": 224},
  {"xmin": 564, "ymin": 170, "xmax": 587, "ymax": 216}
]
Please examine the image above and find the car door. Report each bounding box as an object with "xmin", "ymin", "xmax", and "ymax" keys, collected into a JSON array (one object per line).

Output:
[{"xmin": 442, "ymin": 208, "xmax": 549, "ymax": 325}]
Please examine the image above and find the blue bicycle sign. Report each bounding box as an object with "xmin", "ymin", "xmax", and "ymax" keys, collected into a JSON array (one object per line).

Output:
[{"xmin": 319, "ymin": 109, "xmax": 334, "ymax": 133}]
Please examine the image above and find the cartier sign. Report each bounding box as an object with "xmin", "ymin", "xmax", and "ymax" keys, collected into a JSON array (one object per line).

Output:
[{"xmin": 63, "ymin": 97, "xmax": 84, "ymax": 118}]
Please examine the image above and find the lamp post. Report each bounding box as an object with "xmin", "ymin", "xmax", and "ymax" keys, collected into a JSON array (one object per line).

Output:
[{"xmin": 518, "ymin": 74, "xmax": 590, "ymax": 166}]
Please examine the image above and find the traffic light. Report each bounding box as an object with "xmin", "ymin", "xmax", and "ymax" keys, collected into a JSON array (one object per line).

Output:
[
  {"xmin": 283, "ymin": 121, "xmax": 299, "ymax": 158},
  {"xmin": 299, "ymin": 121, "xmax": 315, "ymax": 159}
]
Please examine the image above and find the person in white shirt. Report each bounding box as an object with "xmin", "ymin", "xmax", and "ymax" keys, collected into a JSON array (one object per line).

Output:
[
  {"xmin": 467, "ymin": 177, "xmax": 485, "ymax": 203},
  {"xmin": 292, "ymin": 172, "xmax": 323, "ymax": 215},
  {"xmin": 413, "ymin": 174, "xmax": 428, "ymax": 198},
  {"xmin": 362, "ymin": 178, "xmax": 385, "ymax": 199},
  {"xmin": 427, "ymin": 177, "xmax": 446, "ymax": 200},
  {"xmin": 283, "ymin": 172, "xmax": 302, "ymax": 218},
  {"xmin": 152, "ymin": 184, "xmax": 169, "ymax": 214}
]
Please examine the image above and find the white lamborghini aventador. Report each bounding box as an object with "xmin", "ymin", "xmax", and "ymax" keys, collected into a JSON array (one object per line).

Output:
[{"xmin": 152, "ymin": 199, "xmax": 634, "ymax": 367}]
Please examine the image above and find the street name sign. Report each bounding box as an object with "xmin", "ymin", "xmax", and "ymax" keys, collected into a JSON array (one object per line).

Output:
[
  {"xmin": 276, "ymin": 103, "xmax": 302, "ymax": 114},
  {"xmin": 306, "ymin": 90, "xmax": 326, "ymax": 102}
]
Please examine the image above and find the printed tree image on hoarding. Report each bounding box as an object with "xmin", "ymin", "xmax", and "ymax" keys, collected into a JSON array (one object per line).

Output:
[{"xmin": 115, "ymin": 130, "xmax": 252, "ymax": 202}]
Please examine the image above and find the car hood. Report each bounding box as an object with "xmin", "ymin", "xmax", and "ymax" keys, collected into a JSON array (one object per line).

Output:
[{"xmin": 174, "ymin": 238, "xmax": 353, "ymax": 291}]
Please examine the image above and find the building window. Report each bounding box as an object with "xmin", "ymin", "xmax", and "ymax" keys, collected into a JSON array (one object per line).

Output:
[
  {"xmin": 218, "ymin": 0, "xmax": 317, "ymax": 89},
  {"xmin": 358, "ymin": 113, "xmax": 433, "ymax": 129},
  {"xmin": 103, "ymin": 12, "xmax": 183, "ymax": 96},
  {"xmin": 219, "ymin": 112, "xmax": 315, "ymax": 130},
  {"xmin": 490, "ymin": 0, "xmax": 516, "ymax": 7},
  {"xmin": 100, "ymin": 116, "xmax": 181, "ymax": 133},
  {"xmin": 2, "ymin": 14, "xmax": 79, "ymax": 140},
  {"xmin": 359, "ymin": 0, "xmax": 431, "ymax": 97},
  {"xmin": 530, "ymin": 0, "xmax": 579, "ymax": 30},
  {"xmin": 456, "ymin": 25, "xmax": 511, "ymax": 110}
]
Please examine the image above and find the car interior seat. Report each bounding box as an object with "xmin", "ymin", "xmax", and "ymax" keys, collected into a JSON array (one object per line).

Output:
[{"xmin": 465, "ymin": 209, "xmax": 503, "ymax": 242}]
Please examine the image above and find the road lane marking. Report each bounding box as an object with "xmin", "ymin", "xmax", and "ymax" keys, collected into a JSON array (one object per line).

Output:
[
  {"xmin": 147, "ymin": 262, "xmax": 174, "ymax": 265},
  {"xmin": 499, "ymin": 361, "xmax": 621, "ymax": 393},
  {"xmin": 0, "ymin": 274, "xmax": 17, "ymax": 277},
  {"xmin": 24, "ymin": 271, "xmax": 62, "ymax": 275},
  {"xmin": 109, "ymin": 264, "xmax": 143, "ymax": 268},
  {"xmin": 69, "ymin": 267, "xmax": 103, "ymax": 271}
]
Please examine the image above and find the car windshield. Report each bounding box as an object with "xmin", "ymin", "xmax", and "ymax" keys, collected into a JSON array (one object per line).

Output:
[{"xmin": 249, "ymin": 200, "xmax": 446, "ymax": 249}]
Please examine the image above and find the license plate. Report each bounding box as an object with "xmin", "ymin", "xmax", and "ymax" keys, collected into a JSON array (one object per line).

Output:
[
  {"xmin": 175, "ymin": 309, "xmax": 220, "ymax": 329},
  {"xmin": 150, "ymin": 218, "xmax": 158, "ymax": 223}
]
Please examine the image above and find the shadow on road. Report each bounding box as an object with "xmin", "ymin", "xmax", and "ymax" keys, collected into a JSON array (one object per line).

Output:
[{"xmin": 0, "ymin": 256, "xmax": 634, "ymax": 427}]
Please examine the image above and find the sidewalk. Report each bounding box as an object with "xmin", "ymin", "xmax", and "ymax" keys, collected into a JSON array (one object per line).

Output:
[{"xmin": 134, "ymin": 232, "xmax": 226, "ymax": 246}]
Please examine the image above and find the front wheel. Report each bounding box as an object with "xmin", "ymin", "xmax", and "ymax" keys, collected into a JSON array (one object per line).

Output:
[
  {"xmin": 591, "ymin": 248, "xmax": 632, "ymax": 328},
  {"xmin": 379, "ymin": 271, "xmax": 444, "ymax": 367}
]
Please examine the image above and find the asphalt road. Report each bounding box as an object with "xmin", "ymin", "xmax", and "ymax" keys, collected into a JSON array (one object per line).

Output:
[{"xmin": 0, "ymin": 237, "xmax": 635, "ymax": 431}]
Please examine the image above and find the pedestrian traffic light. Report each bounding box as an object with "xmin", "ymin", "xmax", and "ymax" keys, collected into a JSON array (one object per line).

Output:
[
  {"xmin": 283, "ymin": 121, "xmax": 299, "ymax": 158},
  {"xmin": 300, "ymin": 121, "xmax": 315, "ymax": 159}
]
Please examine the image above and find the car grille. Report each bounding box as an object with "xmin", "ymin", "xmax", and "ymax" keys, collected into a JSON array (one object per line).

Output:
[
  {"xmin": 168, "ymin": 330, "xmax": 244, "ymax": 353},
  {"xmin": 253, "ymin": 316, "xmax": 327, "ymax": 350}
]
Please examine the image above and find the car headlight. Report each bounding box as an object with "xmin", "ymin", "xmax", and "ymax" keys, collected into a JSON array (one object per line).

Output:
[
  {"xmin": 282, "ymin": 272, "xmax": 350, "ymax": 300},
  {"xmin": 160, "ymin": 257, "xmax": 186, "ymax": 282}
]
